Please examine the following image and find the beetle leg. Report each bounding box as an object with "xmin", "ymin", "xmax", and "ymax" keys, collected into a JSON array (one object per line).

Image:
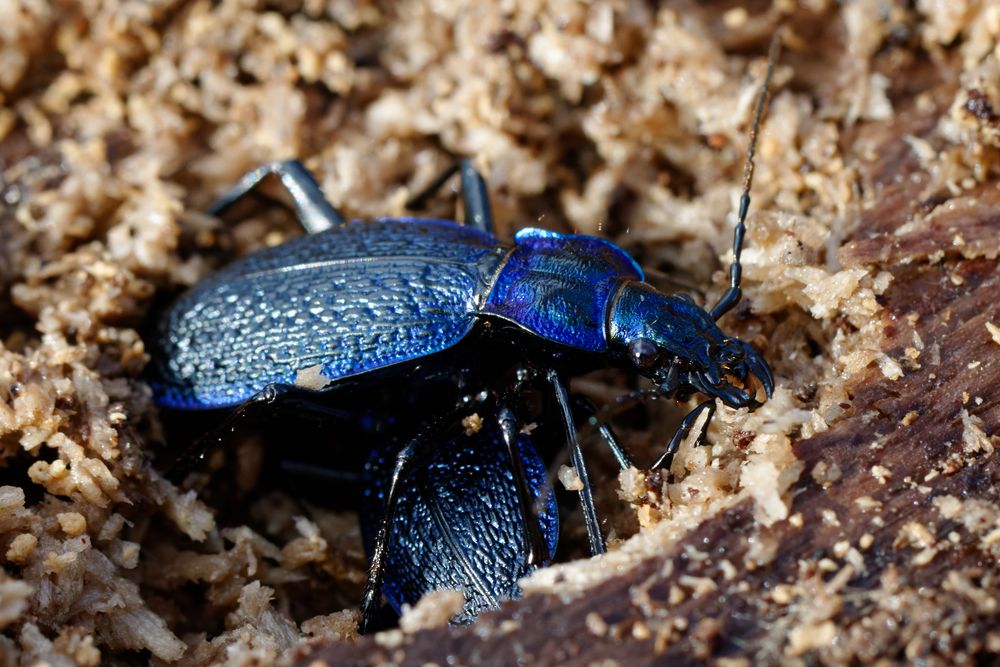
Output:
[
  {"xmin": 168, "ymin": 382, "xmax": 299, "ymax": 475},
  {"xmin": 358, "ymin": 406, "xmax": 471, "ymax": 634},
  {"xmin": 457, "ymin": 159, "xmax": 494, "ymax": 235},
  {"xmin": 546, "ymin": 370, "xmax": 606, "ymax": 556},
  {"xmin": 208, "ymin": 160, "xmax": 346, "ymax": 234},
  {"xmin": 278, "ymin": 460, "xmax": 361, "ymax": 485},
  {"xmin": 171, "ymin": 382, "xmax": 358, "ymax": 477},
  {"xmin": 496, "ymin": 403, "xmax": 549, "ymax": 566},
  {"xmin": 405, "ymin": 158, "xmax": 494, "ymax": 235},
  {"xmin": 651, "ymin": 399, "xmax": 716, "ymax": 472},
  {"xmin": 658, "ymin": 358, "xmax": 681, "ymax": 398},
  {"xmin": 404, "ymin": 162, "xmax": 459, "ymax": 211},
  {"xmin": 572, "ymin": 395, "xmax": 634, "ymax": 470},
  {"xmin": 359, "ymin": 435, "xmax": 418, "ymax": 634}
]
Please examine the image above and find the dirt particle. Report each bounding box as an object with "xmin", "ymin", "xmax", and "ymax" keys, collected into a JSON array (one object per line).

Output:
[
  {"xmin": 986, "ymin": 322, "xmax": 1000, "ymax": 346},
  {"xmin": 56, "ymin": 512, "xmax": 87, "ymax": 537},
  {"xmin": 871, "ymin": 465, "xmax": 892, "ymax": 484},
  {"xmin": 558, "ymin": 465, "xmax": 584, "ymax": 492},
  {"xmin": 585, "ymin": 612, "xmax": 608, "ymax": 637},
  {"xmin": 294, "ymin": 364, "xmax": 332, "ymax": 391},
  {"xmin": 399, "ymin": 589, "xmax": 466, "ymax": 633},
  {"xmin": 964, "ymin": 89, "xmax": 1000, "ymax": 124},
  {"xmin": 5, "ymin": 534, "xmax": 37, "ymax": 563},
  {"xmin": 461, "ymin": 413, "xmax": 483, "ymax": 436}
]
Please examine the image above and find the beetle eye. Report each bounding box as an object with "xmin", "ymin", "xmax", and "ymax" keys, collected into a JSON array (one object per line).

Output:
[{"xmin": 628, "ymin": 338, "xmax": 660, "ymax": 371}]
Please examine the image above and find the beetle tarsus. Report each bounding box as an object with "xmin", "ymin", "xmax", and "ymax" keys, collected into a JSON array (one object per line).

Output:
[{"xmin": 652, "ymin": 399, "xmax": 717, "ymax": 472}]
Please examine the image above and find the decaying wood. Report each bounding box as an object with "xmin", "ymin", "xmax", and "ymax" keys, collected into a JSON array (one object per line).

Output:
[
  {"xmin": 3, "ymin": 5, "xmax": 999, "ymax": 664},
  {"xmin": 287, "ymin": 76, "xmax": 1000, "ymax": 667}
]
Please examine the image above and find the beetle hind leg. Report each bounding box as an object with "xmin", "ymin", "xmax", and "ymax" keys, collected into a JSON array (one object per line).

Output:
[
  {"xmin": 358, "ymin": 405, "xmax": 474, "ymax": 633},
  {"xmin": 166, "ymin": 383, "xmax": 313, "ymax": 477},
  {"xmin": 208, "ymin": 160, "xmax": 346, "ymax": 234},
  {"xmin": 497, "ymin": 402, "xmax": 550, "ymax": 566},
  {"xmin": 359, "ymin": 436, "xmax": 417, "ymax": 634},
  {"xmin": 457, "ymin": 160, "xmax": 494, "ymax": 235},
  {"xmin": 546, "ymin": 370, "xmax": 607, "ymax": 557}
]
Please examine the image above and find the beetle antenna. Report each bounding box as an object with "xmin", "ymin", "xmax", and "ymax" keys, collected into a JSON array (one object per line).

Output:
[
  {"xmin": 581, "ymin": 385, "xmax": 675, "ymax": 436},
  {"xmin": 710, "ymin": 31, "xmax": 781, "ymax": 321},
  {"xmin": 577, "ymin": 387, "xmax": 660, "ymax": 432}
]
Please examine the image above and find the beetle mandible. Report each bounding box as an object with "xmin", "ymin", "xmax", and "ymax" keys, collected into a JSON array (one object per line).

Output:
[{"xmin": 149, "ymin": 35, "xmax": 780, "ymax": 633}]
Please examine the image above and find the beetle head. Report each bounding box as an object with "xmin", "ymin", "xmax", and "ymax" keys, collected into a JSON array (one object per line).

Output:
[{"xmin": 608, "ymin": 282, "xmax": 772, "ymax": 409}]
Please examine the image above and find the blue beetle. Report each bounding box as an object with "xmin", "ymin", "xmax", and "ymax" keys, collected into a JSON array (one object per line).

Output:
[{"xmin": 150, "ymin": 35, "xmax": 779, "ymax": 634}]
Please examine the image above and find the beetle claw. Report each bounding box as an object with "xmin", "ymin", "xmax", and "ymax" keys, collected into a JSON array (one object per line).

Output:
[{"xmin": 743, "ymin": 342, "xmax": 773, "ymax": 401}]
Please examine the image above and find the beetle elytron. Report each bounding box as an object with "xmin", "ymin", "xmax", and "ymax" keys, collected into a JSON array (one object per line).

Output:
[{"xmin": 150, "ymin": 36, "xmax": 779, "ymax": 634}]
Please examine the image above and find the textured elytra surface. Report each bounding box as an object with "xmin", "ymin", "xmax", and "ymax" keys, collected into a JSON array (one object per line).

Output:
[
  {"xmin": 150, "ymin": 219, "xmax": 499, "ymax": 408},
  {"xmin": 361, "ymin": 428, "xmax": 558, "ymax": 624}
]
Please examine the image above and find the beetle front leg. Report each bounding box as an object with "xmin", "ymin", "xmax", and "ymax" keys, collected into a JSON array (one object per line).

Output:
[
  {"xmin": 546, "ymin": 370, "xmax": 606, "ymax": 556},
  {"xmin": 651, "ymin": 399, "xmax": 716, "ymax": 472},
  {"xmin": 572, "ymin": 395, "xmax": 634, "ymax": 470},
  {"xmin": 208, "ymin": 160, "xmax": 346, "ymax": 233}
]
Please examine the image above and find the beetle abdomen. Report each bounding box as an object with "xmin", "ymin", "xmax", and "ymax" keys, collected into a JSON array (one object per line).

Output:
[
  {"xmin": 150, "ymin": 219, "xmax": 501, "ymax": 409},
  {"xmin": 361, "ymin": 424, "xmax": 558, "ymax": 623}
]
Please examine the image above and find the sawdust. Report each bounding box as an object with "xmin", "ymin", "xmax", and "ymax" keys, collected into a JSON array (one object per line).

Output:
[{"xmin": 1, "ymin": 0, "xmax": 998, "ymax": 664}]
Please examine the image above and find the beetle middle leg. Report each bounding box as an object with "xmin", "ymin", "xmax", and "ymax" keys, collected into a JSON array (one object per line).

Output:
[
  {"xmin": 405, "ymin": 158, "xmax": 494, "ymax": 234},
  {"xmin": 545, "ymin": 369, "xmax": 607, "ymax": 556},
  {"xmin": 208, "ymin": 160, "xmax": 346, "ymax": 233},
  {"xmin": 572, "ymin": 395, "xmax": 635, "ymax": 471}
]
